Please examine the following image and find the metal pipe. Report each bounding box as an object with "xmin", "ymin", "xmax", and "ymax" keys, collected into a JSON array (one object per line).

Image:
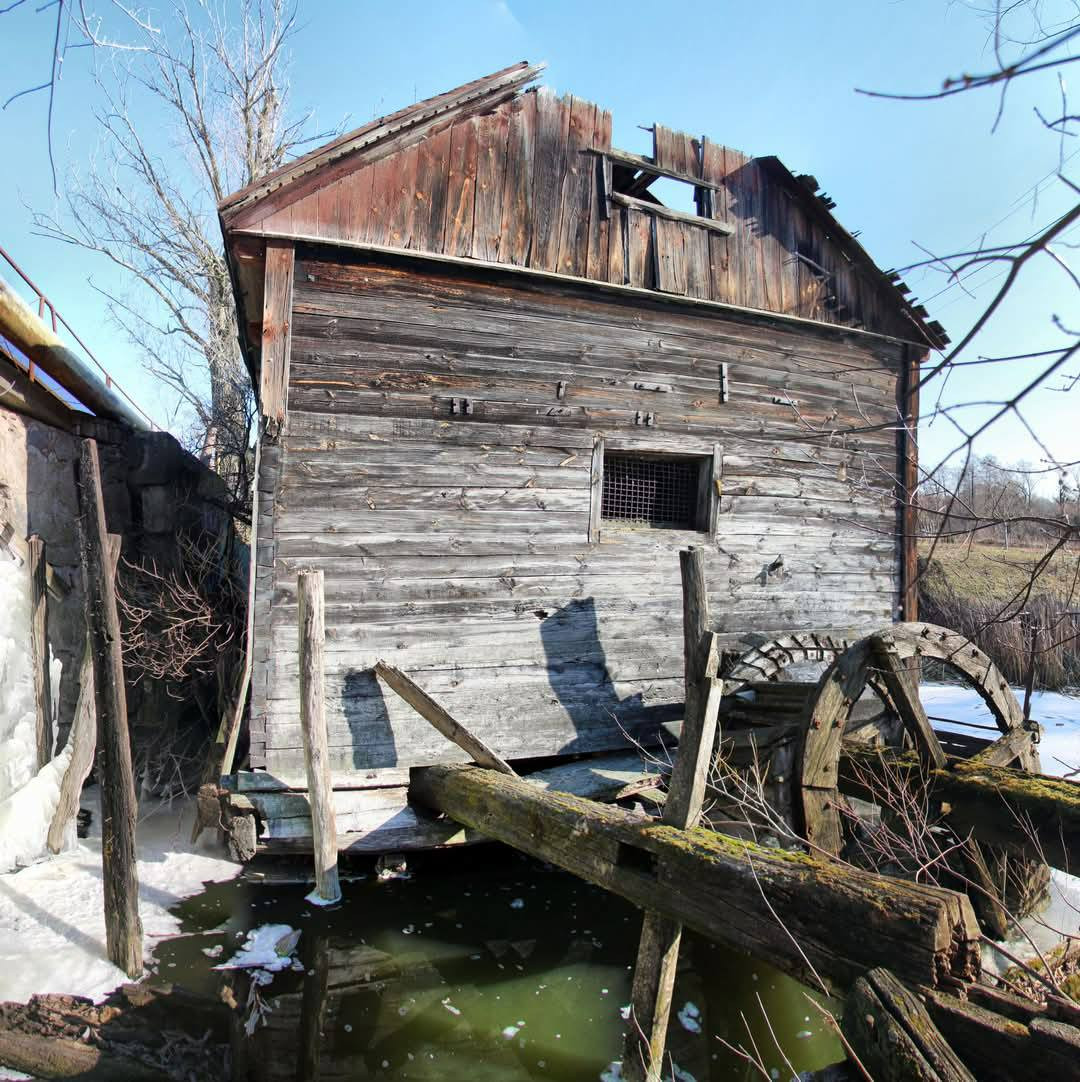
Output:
[{"xmin": 0, "ymin": 273, "xmax": 150, "ymax": 430}]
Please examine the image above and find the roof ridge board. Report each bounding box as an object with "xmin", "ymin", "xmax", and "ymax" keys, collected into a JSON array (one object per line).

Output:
[
  {"xmin": 219, "ymin": 61, "xmax": 545, "ymax": 222},
  {"xmin": 753, "ymin": 155, "xmax": 948, "ymax": 350}
]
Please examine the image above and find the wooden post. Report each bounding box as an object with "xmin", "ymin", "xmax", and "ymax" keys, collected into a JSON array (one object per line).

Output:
[
  {"xmin": 624, "ymin": 547, "xmax": 722, "ymax": 1082},
  {"xmin": 28, "ymin": 535, "xmax": 53, "ymax": 768},
  {"xmin": 298, "ymin": 570, "xmax": 341, "ymax": 905},
  {"xmin": 76, "ymin": 439, "xmax": 143, "ymax": 978},
  {"xmin": 48, "ymin": 537, "xmax": 120, "ymax": 854}
]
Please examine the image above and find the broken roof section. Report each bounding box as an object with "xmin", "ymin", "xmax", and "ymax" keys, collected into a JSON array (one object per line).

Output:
[{"xmin": 220, "ymin": 61, "xmax": 947, "ymax": 369}]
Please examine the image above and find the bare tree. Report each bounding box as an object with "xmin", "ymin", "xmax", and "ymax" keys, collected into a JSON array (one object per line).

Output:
[{"xmin": 24, "ymin": 0, "xmax": 334, "ymax": 518}]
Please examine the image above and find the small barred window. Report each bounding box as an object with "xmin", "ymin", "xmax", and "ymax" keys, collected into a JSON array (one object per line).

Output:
[{"xmin": 601, "ymin": 453, "xmax": 702, "ymax": 530}]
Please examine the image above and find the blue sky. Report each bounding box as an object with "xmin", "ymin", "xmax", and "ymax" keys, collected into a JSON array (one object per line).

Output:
[{"xmin": 1, "ymin": 0, "xmax": 1077, "ymax": 480}]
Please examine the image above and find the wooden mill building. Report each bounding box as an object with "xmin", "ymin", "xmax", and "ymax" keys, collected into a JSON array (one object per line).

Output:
[{"xmin": 218, "ymin": 62, "xmax": 946, "ymax": 852}]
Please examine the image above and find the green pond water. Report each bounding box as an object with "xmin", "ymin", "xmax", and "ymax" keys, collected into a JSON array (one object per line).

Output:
[{"xmin": 151, "ymin": 847, "xmax": 842, "ymax": 1081}]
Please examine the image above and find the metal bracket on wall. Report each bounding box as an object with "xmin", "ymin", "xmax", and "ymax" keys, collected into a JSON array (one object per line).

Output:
[
  {"xmin": 450, "ymin": 397, "xmax": 474, "ymax": 416},
  {"xmin": 719, "ymin": 363, "xmax": 730, "ymax": 404},
  {"xmin": 634, "ymin": 411, "xmax": 656, "ymax": 426}
]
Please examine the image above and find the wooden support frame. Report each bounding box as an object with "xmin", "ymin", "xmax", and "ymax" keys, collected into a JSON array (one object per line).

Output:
[
  {"xmin": 374, "ymin": 661, "xmax": 516, "ymax": 775},
  {"xmin": 259, "ymin": 239, "xmax": 295, "ymax": 433},
  {"xmin": 598, "ymin": 147, "xmax": 726, "ymax": 192},
  {"xmin": 0, "ymin": 520, "xmax": 70, "ymax": 599},
  {"xmin": 410, "ymin": 763, "xmax": 981, "ymax": 992},
  {"xmin": 609, "ymin": 192, "xmax": 736, "ymax": 235},
  {"xmin": 47, "ymin": 536, "xmax": 120, "ymax": 854}
]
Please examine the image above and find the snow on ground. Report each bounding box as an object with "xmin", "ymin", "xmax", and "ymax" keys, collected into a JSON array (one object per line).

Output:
[
  {"xmin": 0, "ymin": 549, "xmax": 240, "ymax": 1006},
  {"xmin": 0, "ymin": 786, "xmax": 240, "ymax": 1004}
]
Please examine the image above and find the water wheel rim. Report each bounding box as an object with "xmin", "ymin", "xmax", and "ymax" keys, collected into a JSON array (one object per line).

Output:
[{"xmin": 797, "ymin": 622, "xmax": 1040, "ymax": 857}]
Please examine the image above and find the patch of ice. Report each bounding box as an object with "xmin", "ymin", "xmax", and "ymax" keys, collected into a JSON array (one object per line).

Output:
[
  {"xmin": 305, "ymin": 886, "xmax": 342, "ymax": 907},
  {"xmin": 677, "ymin": 1001, "xmax": 702, "ymax": 1033},
  {"xmin": 600, "ymin": 1063, "xmax": 623, "ymax": 1082},
  {"xmin": 510, "ymin": 897, "xmax": 524, "ymax": 909},
  {"xmin": 215, "ymin": 924, "xmax": 299, "ymax": 972}
]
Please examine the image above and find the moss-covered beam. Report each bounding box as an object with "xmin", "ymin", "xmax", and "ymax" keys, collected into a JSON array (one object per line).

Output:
[
  {"xmin": 839, "ymin": 745, "xmax": 1080, "ymax": 872},
  {"xmin": 410, "ymin": 763, "xmax": 980, "ymax": 993}
]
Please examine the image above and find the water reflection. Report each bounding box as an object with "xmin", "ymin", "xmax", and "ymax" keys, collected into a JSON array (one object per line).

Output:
[{"xmin": 156, "ymin": 848, "xmax": 842, "ymax": 1081}]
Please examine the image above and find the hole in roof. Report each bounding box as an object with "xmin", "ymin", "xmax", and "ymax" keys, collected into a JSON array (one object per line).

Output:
[{"xmin": 646, "ymin": 175, "xmax": 700, "ymax": 216}]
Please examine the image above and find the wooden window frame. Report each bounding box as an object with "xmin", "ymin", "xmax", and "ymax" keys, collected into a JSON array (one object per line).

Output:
[
  {"xmin": 596, "ymin": 148, "xmax": 735, "ymax": 237},
  {"xmin": 589, "ymin": 437, "xmax": 722, "ymax": 542}
]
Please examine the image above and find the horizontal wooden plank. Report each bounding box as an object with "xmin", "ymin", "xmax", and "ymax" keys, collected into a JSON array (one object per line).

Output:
[
  {"xmin": 608, "ymin": 191, "xmax": 734, "ymax": 234},
  {"xmin": 293, "ymin": 259, "xmax": 906, "ymax": 376}
]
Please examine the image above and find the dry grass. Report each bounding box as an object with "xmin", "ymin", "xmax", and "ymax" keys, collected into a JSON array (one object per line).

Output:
[{"xmin": 918, "ymin": 542, "xmax": 1080, "ymax": 690}]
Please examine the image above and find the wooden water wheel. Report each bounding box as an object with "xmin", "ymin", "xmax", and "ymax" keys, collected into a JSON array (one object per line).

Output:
[
  {"xmin": 717, "ymin": 623, "xmax": 1044, "ymax": 935},
  {"xmin": 796, "ymin": 623, "xmax": 1047, "ymax": 936},
  {"xmin": 798, "ymin": 622, "xmax": 1040, "ymax": 856}
]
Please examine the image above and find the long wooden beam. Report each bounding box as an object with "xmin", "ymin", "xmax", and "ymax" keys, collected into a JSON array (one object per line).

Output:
[
  {"xmin": 27, "ymin": 535, "xmax": 52, "ymax": 769},
  {"xmin": 76, "ymin": 439, "xmax": 143, "ymax": 978},
  {"xmin": 839, "ymin": 746, "xmax": 1080, "ymax": 872},
  {"xmin": 410, "ymin": 763, "xmax": 981, "ymax": 993}
]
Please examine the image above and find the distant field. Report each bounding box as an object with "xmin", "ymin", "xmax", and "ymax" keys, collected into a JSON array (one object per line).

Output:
[
  {"xmin": 918, "ymin": 542, "xmax": 1079, "ymax": 606},
  {"xmin": 917, "ymin": 542, "xmax": 1079, "ymax": 690}
]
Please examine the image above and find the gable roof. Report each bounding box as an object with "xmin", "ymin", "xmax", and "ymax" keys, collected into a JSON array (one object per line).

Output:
[{"xmin": 220, "ymin": 63, "xmax": 948, "ymax": 382}]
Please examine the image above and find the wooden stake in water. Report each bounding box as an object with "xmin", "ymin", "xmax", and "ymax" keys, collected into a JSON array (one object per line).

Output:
[
  {"xmin": 623, "ymin": 547, "xmax": 723, "ymax": 1082},
  {"xmin": 298, "ymin": 570, "xmax": 341, "ymax": 905}
]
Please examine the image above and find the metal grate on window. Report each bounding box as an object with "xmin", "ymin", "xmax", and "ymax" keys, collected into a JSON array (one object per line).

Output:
[{"xmin": 601, "ymin": 453, "xmax": 701, "ymax": 529}]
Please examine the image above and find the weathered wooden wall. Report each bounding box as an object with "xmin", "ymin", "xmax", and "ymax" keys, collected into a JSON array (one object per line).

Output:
[
  {"xmin": 249, "ymin": 249, "xmax": 903, "ymax": 779},
  {"xmin": 240, "ymin": 88, "xmax": 918, "ymax": 342}
]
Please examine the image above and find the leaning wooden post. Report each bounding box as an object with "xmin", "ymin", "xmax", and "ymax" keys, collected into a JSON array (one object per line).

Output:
[
  {"xmin": 624, "ymin": 547, "xmax": 722, "ymax": 1082},
  {"xmin": 47, "ymin": 538, "xmax": 121, "ymax": 855},
  {"xmin": 298, "ymin": 570, "xmax": 341, "ymax": 905},
  {"xmin": 28, "ymin": 534, "xmax": 53, "ymax": 768},
  {"xmin": 76, "ymin": 439, "xmax": 143, "ymax": 978}
]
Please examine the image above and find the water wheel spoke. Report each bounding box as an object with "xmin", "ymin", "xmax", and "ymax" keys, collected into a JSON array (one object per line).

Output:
[
  {"xmin": 968, "ymin": 729, "xmax": 1031, "ymax": 768},
  {"xmin": 870, "ymin": 632, "xmax": 948, "ymax": 771}
]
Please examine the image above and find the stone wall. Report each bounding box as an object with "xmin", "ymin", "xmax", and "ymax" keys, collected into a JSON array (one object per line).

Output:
[{"xmin": 0, "ymin": 404, "xmax": 236, "ymax": 747}]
